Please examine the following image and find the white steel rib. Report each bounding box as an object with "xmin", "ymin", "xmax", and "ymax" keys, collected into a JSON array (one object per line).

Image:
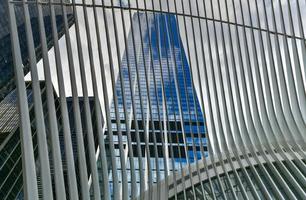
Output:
[{"xmin": 4, "ymin": 0, "xmax": 306, "ymax": 199}]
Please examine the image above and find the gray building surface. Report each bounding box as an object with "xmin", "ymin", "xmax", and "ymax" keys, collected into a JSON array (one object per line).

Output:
[
  {"xmin": 0, "ymin": 1, "xmax": 74, "ymax": 199},
  {"xmin": 0, "ymin": 81, "xmax": 99, "ymax": 199},
  {"xmin": 0, "ymin": 0, "xmax": 74, "ymax": 101},
  {"xmin": 0, "ymin": 81, "xmax": 46, "ymax": 199}
]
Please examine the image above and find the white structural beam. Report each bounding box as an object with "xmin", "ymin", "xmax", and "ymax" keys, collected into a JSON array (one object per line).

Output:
[{"xmin": 5, "ymin": 0, "xmax": 306, "ymax": 200}]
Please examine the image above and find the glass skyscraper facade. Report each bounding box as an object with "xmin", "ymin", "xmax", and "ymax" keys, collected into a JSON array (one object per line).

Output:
[
  {"xmin": 0, "ymin": 0, "xmax": 74, "ymax": 101},
  {"xmin": 0, "ymin": 82, "xmax": 44, "ymax": 199},
  {"xmin": 0, "ymin": 83, "xmax": 98, "ymax": 199},
  {"xmin": 0, "ymin": 2, "xmax": 74, "ymax": 199},
  {"xmin": 102, "ymin": 12, "xmax": 207, "ymax": 198}
]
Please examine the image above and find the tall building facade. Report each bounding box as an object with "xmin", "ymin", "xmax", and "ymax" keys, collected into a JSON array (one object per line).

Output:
[
  {"xmin": 0, "ymin": 0, "xmax": 73, "ymax": 100},
  {"xmin": 0, "ymin": 82, "xmax": 46, "ymax": 199},
  {"xmin": 0, "ymin": 84, "xmax": 99, "ymax": 199},
  {"xmin": 0, "ymin": 2, "xmax": 74, "ymax": 199},
  {"xmin": 101, "ymin": 12, "xmax": 207, "ymax": 198}
]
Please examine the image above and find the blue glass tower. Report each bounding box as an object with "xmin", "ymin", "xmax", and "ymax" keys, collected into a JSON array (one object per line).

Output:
[{"xmin": 99, "ymin": 12, "xmax": 207, "ymax": 198}]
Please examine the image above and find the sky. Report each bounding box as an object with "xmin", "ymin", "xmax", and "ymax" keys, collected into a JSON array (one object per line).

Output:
[
  {"xmin": 25, "ymin": 0, "xmax": 306, "ymax": 94},
  {"xmin": 24, "ymin": 0, "xmax": 306, "ymax": 151}
]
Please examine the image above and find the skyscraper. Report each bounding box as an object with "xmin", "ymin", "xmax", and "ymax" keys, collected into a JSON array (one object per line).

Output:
[
  {"xmin": 100, "ymin": 12, "xmax": 207, "ymax": 198},
  {"xmin": 0, "ymin": 2, "xmax": 74, "ymax": 199},
  {"xmin": 0, "ymin": 0, "xmax": 74, "ymax": 100},
  {"xmin": 0, "ymin": 81, "xmax": 46, "ymax": 199},
  {"xmin": 0, "ymin": 82, "xmax": 99, "ymax": 199}
]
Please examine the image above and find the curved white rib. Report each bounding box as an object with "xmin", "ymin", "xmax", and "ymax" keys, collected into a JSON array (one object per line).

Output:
[{"xmin": 5, "ymin": 0, "xmax": 306, "ymax": 199}]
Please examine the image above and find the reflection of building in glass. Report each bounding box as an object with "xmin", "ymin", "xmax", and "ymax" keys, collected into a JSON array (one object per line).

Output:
[
  {"xmin": 0, "ymin": 0, "xmax": 74, "ymax": 101},
  {"xmin": 97, "ymin": 13, "xmax": 207, "ymax": 198}
]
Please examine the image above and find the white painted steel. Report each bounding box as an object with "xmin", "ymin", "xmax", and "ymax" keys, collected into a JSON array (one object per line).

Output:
[{"xmin": 6, "ymin": 0, "xmax": 306, "ymax": 199}]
